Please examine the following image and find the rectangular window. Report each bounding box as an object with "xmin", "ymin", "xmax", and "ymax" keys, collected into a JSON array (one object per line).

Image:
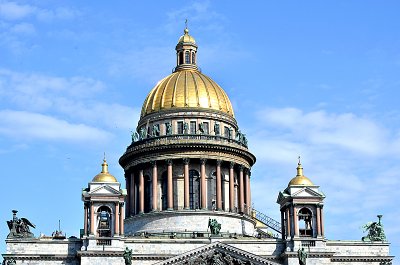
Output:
[
  {"xmin": 190, "ymin": 121, "xmax": 196, "ymax": 134},
  {"xmin": 224, "ymin": 126, "xmax": 230, "ymax": 138},
  {"xmin": 177, "ymin": 121, "xmax": 184, "ymax": 134},
  {"xmin": 203, "ymin": 122, "xmax": 209, "ymax": 134}
]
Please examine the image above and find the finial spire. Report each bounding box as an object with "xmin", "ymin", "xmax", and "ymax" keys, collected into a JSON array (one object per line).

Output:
[
  {"xmin": 296, "ymin": 156, "xmax": 303, "ymax": 176},
  {"xmin": 101, "ymin": 154, "xmax": 109, "ymax": 173},
  {"xmin": 184, "ymin": 19, "xmax": 189, "ymax": 34}
]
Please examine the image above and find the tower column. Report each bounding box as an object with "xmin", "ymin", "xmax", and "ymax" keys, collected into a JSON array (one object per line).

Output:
[
  {"xmin": 281, "ymin": 209, "xmax": 285, "ymax": 240},
  {"xmin": 239, "ymin": 165, "xmax": 244, "ymax": 213},
  {"xmin": 229, "ymin": 162, "xmax": 235, "ymax": 212},
  {"xmin": 90, "ymin": 202, "xmax": 95, "ymax": 235},
  {"xmin": 120, "ymin": 202, "xmax": 124, "ymax": 235},
  {"xmin": 286, "ymin": 207, "xmax": 291, "ymax": 238},
  {"xmin": 167, "ymin": 159, "xmax": 173, "ymax": 210},
  {"xmin": 216, "ymin": 160, "xmax": 222, "ymax": 210},
  {"xmin": 316, "ymin": 205, "xmax": 322, "ymax": 236},
  {"xmin": 125, "ymin": 174, "xmax": 130, "ymax": 217},
  {"xmin": 139, "ymin": 169, "xmax": 144, "ymax": 214},
  {"xmin": 320, "ymin": 206, "xmax": 324, "ymax": 236},
  {"xmin": 245, "ymin": 169, "xmax": 251, "ymax": 214},
  {"xmin": 114, "ymin": 202, "xmax": 120, "ymax": 235},
  {"xmin": 130, "ymin": 172, "xmax": 135, "ymax": 216},
  {"xmin": 293, "ymin": 205, "xmax": 299, "ymax": 237},
  {"xmin": 83, "ymin": 203, "xmax": 88, "ymax": 236},
  {"xmin": 183, "ymin": 158, "xmax": 190, "ymax": 209},
  {"xmin": 200, "ymin": 158, "xmax": 207, "ymax": 209},
  {"xmin": 152, "ymin": 161, "xmax": 158, "ymax": 211}
]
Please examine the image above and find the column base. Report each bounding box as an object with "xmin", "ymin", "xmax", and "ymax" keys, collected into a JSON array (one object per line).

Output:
[{"xmin": 167, "ymin": 208, "xmax": 173, "ymax": 211}]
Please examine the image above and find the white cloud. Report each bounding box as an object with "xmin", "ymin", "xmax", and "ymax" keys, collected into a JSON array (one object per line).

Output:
[
  {"xmin": 0, "ymin": 1, "xmax": 79, "ymax": 21},
  {"xmin": 10, "ymin": 22, "xmax": 35, "ymax": 35},
  {"xmin": 255, "ymin": 107, "xmax": 391, "ymax": 156},
  {"xmin": 0, "ymin": 1, "xmax": 34, "ymax": 20},
  {"xmin": 0, "ymin": 69, "xmax": 139, "ymax": 134},
  {"xmin": 0, "ymin": 110, "xmax": 111, "ymax": 142},
  {"xmin": 247, "ymin": 106, "xmax": 400, "ymax": 243}
]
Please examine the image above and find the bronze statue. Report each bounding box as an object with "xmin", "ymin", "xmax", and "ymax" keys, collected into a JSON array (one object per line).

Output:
[
  {"xmin": 6, "ymin": 210, "xmax": 35, "ymax": 239},
  {"xmin": 152, "ymin": 124, "xmax": 160, "ymax": 137},
  {"xmin": 298, "ymin": 247, "xmax": 307, "ymax": 265},
  {"xmin": 166, "ymin": 122, "xmax": 172, "ymax": 135},
  {"xmin": 214, "ymin": 123, "xmax": 220, "ymax": 135},
  {"xmin": 362, "ymin": 215, "xmax": 386, "ymax": 242},
  {"xmin": 208, "ymin": 218, "xmax": 221, "ymax": 235},
  {"xmin": 123, "ymin": 247, "xmax": 132, "ymax": 265}
]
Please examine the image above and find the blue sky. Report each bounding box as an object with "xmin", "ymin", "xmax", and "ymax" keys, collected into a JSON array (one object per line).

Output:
[{"xmin": 0, "ymin": 0, "xmax": 399, "ymax": 262}]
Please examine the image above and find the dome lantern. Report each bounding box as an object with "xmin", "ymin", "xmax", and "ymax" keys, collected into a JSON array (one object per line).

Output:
[{"xmin": 175, "ymin": 21, "xmax": 198, "ymax": 72}]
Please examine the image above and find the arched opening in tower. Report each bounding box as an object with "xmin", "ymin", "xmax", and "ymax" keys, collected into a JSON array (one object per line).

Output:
[
  {"xmin": 298, "ymin": 207, "xmax": 313, "ymax": 237},
  {"xmin": 97, "ymin": 205, "xmax": 112, "ymax": 237}
]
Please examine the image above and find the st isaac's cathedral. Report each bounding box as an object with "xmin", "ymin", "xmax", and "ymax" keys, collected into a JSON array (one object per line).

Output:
[{"xmin": 2, "ymin": 27, "xmax": 394, "ymax": 265}]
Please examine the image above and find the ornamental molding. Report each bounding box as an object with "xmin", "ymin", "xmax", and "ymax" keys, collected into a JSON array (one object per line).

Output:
[{"xmin": 154, "ymin": 241, "xmax": 281, "ymax": 265}]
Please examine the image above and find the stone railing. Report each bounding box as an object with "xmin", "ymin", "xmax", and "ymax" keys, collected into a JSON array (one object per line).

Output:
[
  {"xmin": 96, "ymin": 238, "xmax": 112, "ymax": 246},
  {"xmin": 301, "ymin": 239, "xmax": 316, "ymax": 247},
  {"xmin": 126, "ymin": 134, "xmax": 248, "ymax": 153}
]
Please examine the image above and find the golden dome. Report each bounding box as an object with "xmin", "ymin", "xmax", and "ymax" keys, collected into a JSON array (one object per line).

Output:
[
  {"xmin": 92, "ymin": 159, "xmax": 118, "ymax": 183},
  {"xmin": 288, "ymin": 160, "xmax": 314, "ymax": 186},
  {"xmin": 178, "ymin": 28, "xmax": 196, "ymax": 44},
  {"xmin": 141, "ymin": 69, "xmax": 235, "ymax": 118}
]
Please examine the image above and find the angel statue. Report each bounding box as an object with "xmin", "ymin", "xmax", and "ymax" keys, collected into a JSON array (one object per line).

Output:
[{"xmin": 7, "ymin": 210, "xmax": 36, "ymax": 239}]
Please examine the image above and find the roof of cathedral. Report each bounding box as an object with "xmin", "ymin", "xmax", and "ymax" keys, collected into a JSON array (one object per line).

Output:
[
  {"xmin": 141, "ymin": 69, "xmax": 234, "ymax": 118},
  {"xmin": 140, "ymin": 26, "xmax": 234, "ymax": 118},
  {"xmin": 288, "ymin": 159, "xmax": 314, "ymax": 186},
  {"xmin": 92, "ymin": 158, "xmax": 118, "ymax": 183},
  {"xmin": 178, "ymin": 27, "xmax": 196, "ymax": 44}
]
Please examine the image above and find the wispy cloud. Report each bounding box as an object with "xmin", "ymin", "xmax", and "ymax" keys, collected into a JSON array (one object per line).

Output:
[
  {"xmin": 0, "ymin": 110, "xmax": 111, "ymax": 142},
  {"xmin": 0, "ymin": 1, "xmax": 79, "ymax": 21},
  {"xmin": 248, "ymin": 106, "xmax": 400, "ymax": 241},
  {"xmin": 0, "ymin": 69, "xmax": 139, "ymax": 143}
]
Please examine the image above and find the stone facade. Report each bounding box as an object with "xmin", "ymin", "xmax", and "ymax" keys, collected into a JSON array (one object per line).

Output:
[{"xmin": 2, "ymin": 27, "xmax": 394, "ymax": 265}]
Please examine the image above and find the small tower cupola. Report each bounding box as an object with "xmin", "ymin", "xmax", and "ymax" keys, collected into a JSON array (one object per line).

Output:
[
  {"xmin": 277, "ymin": 158, "xmax": 326, "ymax": 245},
  {"xmin": 82, "ymin": 157, "xmax": 127, "ymax": 249},
  {"xmin": 175, "ymin": 21, "xmax": 198, "ymax": 72}
]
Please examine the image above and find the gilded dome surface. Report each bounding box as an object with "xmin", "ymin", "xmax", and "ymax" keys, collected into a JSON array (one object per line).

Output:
[
  {"xmin": 92, "ymin": 159, "xmax": 118, "ymax": 183},
  {"xmin": 141, "ymin": 69, "xmax": 235, "ymax": 118},
  {"xmin": 287, "ymin": 160, "xmax": 314, "ymax": 186},
  {"xmin": 288, "ymin": 175, "xmax": 314, "ymax": 186},
  {"xmin": 178, "ymin": 28, "xmax": 196, "ymax": 44}
]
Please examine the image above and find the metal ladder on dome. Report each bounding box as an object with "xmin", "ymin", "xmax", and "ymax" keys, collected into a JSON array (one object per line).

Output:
[{"xmin": 252, "ymin": 208, "xmax": 282, "ymax": 235}]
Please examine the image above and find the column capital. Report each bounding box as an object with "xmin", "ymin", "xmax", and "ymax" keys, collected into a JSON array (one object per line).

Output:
[
  {"xmin": 238, "ymin": 165, "xmax": 244, "ymax": 171},
  {"xmin": 151, "ymin": 160, "xmax": 157, "ymax": 166},
  {"xmin": 216, "ymin": 159, "xmax": 222, "ymax": 166},
  {"xmin": 200, "ymin": 158, "xmax": 207, "ymax": 165},
  {"xmin": 166, "ymin": 159, "xmax": 173, "ymax": 165},
  {"xmin": 183, "ymin": 158, "xmax": 190, "ymax": 165},
  {"xmin": 229, "ymin": 162, "xmax": 235, "ymax": 169}
]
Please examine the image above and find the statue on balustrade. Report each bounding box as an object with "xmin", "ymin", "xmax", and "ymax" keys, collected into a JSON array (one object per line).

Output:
[
  {"xmin": 214, "ymin": 123, "xmax": 220, "ymax": 135},
  {"xmin": 208, "ymin": 218, "xmax": 221, "ymax": 236},
  {"xmin": 123, "ymin": 247, "xmax": 133, "ymax": 265},
  {"xmin": 362, "ymin": 215, "xmax": 386, "ymax": 242},
  {"xmin": 166, "ymin": 122, "xmax": 172, "ymax": 135},
  {"xmin": 6, "ymin": 210, "xmax": 35, "ymax": 239},
  {"xmin": 298, "ymin": 247, "xmax": 307, "ymax": 265}
]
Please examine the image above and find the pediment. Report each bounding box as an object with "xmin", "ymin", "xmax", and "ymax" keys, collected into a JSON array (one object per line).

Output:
[
  {"xmin": 292, "ymin": 187, "xmax": 324, "ymax": 198},
  {"xmin": 155, "ymin": 242, "xmax": 280, "ymax": 265},
  {"xmin": 89, "ymin": 184, "xmax": 121, "ymax": 195}
]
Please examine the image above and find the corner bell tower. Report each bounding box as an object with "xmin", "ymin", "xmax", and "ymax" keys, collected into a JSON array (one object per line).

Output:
[
  {"xmin": 81, "ymin": 158, "xmax": 126, "ymax": 249},
  {"xmin": 277, "ymin": 159, "xmax": 325, "ymax": 248}
]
